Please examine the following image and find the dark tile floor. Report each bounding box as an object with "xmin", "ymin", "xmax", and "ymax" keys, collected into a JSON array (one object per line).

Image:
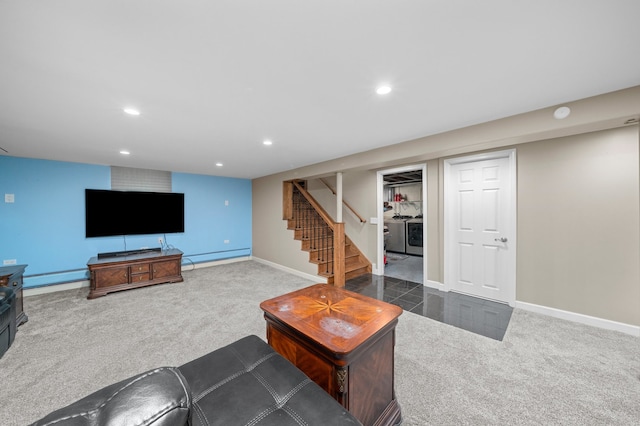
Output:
[{"xmin": 345, "ymin": 274, "xmax": 513, "ymax": 341}]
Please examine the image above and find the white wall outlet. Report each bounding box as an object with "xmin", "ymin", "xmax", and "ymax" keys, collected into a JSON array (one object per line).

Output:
[
  {"xmin": 224, "ymin": 239, "xmax": 230, "ymax": 244},
  {"xmin": 224, "ymin": 200, "xmax": 229, "ymax": 206},
  {"xmin": 3, "ymin": 259, "xmax": 17, "ymax": 265},
  {"xmin": 5, "ymin": 194, "xmax": 15, "ymax": 203},
  {"xmin": 370, "ymin": 217, "xmax": 378, "ymax": 224}
]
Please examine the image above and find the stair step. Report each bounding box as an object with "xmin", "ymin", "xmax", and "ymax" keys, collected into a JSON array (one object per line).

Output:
[
  {"xmin": 345, "ymin": 256, "xmax": 366, "ymax": 269},
  {"xmin": 345, "ymin": 265, "xmax": 370, "ymax": 281},
  {"xmin": 317, "ymin": 259, "xmax": 370, "ymax": 279},
  {"xmin": 326, "ymin": 267, "xmax": 370, "ymax": 285},
  {"xmin": 287, "ymin": 220, "xmax": 319, "ymax": 229},
  {"xmin": 308, "ymin": 246, "xmax": 357, "ymax": 261},
  {"xmin": 294, "ymin": 230, "xmax": 332, "ymax": 240},
  {"xmin": 301, "ymin": 240, "xmax": 344, "ymax": 251}
]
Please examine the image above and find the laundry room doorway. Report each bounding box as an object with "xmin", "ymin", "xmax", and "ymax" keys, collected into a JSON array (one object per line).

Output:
[{"xmin": 376, "ymin": 164, "xmax": 427, "ymax": 284}]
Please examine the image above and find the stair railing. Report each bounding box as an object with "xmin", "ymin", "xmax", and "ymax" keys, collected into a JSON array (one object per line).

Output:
[{"xmin": 284, "ymin": 180, "xmax": 345, "ymax": 286}]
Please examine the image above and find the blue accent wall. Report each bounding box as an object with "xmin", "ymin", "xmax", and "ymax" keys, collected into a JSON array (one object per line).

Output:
[{"xmin": 0, "ymin": 156, "xmax": 252, "ymax": 288}]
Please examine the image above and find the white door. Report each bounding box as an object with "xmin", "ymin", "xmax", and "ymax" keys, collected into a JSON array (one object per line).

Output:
[{"xmin": 444, "ymin": 150, "xmax": 516, "ymax": 305}]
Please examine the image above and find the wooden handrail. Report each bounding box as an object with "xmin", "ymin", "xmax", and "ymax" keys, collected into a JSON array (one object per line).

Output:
[{"xmin": 319, "ymin": 178, "xmax": 367, "ymax": 223}]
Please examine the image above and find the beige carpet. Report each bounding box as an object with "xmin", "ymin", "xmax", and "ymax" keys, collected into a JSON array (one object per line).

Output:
[{"xmin": 1, "ymin": 260, "xmax": 639, "ymax": 425}]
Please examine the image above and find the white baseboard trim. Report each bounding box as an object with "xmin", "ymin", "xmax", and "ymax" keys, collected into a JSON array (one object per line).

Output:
[
  {"xmin": 515, "ymin": 301, "xmax": 640, "ymax": 337},
  {"xmin": 24, "ymin": 280, "xmax": 90, "ymax": 297},
  {"xmin": 424, "ymin": 280, "xmax": 444, "ymax": 290},
  {"xmin": 252, "ymin": 257, "xmax": 327, "ymax": 284},
  {"xmin": 182, "ymin": 256, "xmax": 251, "ymax": 271}
]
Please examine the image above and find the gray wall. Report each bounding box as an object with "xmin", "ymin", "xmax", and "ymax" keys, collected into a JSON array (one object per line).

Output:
[{"xmin": 516, "ymin": 126, "xmax": 639, "ymax": 325}]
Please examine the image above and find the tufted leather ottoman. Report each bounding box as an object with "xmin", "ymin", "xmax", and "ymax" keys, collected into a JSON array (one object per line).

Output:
[
  {"xmin": 31, "ymin": 335, "xmax": 361, "ymax": 425},
  {"xmin": 179, "ymin": 335, "xmax": 360, "ymax": 426}
]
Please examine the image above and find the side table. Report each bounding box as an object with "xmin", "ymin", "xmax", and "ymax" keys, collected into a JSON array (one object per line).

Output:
[{"xmin": 260, "ymin": 283, "xmax": 403, "ymax": 426}]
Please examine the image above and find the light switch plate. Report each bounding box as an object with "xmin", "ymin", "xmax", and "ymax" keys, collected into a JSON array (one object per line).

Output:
[{"xmin": 5, "ymin": 193, "xmax": 15, "ymax": 203}]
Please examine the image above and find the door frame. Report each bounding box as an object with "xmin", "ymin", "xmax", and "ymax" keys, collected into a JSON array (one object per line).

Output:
[
  {"xmin": 376, "ymin": 163, "xmax": 427, "ymax": 280},
  {"xmin": 443, "ymin": 149, "xmax": 517, "ymax": 306}
]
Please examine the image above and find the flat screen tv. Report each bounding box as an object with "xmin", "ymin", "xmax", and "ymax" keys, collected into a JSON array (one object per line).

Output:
[{"xmin": 85, "ymin": 189, "xmax": 185, "ymax": 238}]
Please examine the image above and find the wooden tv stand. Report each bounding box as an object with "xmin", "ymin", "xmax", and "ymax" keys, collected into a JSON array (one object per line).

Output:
[{"xmin": 87, "ymin": 248, "xmax": 183, "ymax": 299}]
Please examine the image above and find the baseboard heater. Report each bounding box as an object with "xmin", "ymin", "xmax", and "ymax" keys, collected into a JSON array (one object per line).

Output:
[{"xmin": 97, "ymin": 247, "xmax": 162, "ymax": 259}]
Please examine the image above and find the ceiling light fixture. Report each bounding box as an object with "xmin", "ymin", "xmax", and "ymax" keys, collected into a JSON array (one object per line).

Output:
[
  {"xmin": 553, "ymin": 106, "xmax": 571, "ymax": 119},
  {"xmin": 123, "ymin": 107, "xmax": 141, "ymax": 116},
  {"xmin": 215, "ymin": 162, "xmax": 223, "ymax": 167},
  {"xmin": 120, "ymin": 150, "xmax": 130, "ymax": 155},
  {"xmin": 263, "ymin": 140, "xmax": 273, "ymax": 146},
  {"xmin": 376, "ymin": 85, "xmax": 392, "ymax": 95}
]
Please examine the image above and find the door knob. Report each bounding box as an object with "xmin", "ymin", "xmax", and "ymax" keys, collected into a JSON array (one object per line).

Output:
[{"xmin": 494, "ymin": 237, "xmax": 508, "ymax": 243}]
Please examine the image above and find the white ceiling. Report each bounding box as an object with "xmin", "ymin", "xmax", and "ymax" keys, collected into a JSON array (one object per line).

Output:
[{"xmin": 1, "ymin": 1, "xmax": 639, "ymax": 179}]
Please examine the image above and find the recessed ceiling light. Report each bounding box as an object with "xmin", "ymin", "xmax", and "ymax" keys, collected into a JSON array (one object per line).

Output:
[
  {"xmin": 376, "ymin": 85, "xmax": 392, "ymax": 95},
  {"xmin": 123, "ymin": 107, "xmax": 141, "ymax": 116},
  {"xmin": 263, "ymin": 140, "xmax": 273, "ymax": 146},
  {"xmin": 120, "ymin": 150, "xmax": 130, "ymax": 155},
  {"xmin": 553, "ymin": 106, "xmax": 571, "ymax": 119},
  {"xmin": 215, "ymin": 162, "xmax": 223, "ymax": 167}
]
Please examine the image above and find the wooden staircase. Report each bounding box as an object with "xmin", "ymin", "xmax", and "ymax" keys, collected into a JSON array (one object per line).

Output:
[{"xmin": 284, "ymin": 180, "xmax": 371, "ymax": 286}]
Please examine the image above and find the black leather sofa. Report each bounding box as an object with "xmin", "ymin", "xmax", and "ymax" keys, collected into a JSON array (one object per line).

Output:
[
  {"xmin": 0, "ymin": 287, "xmax": 15, "ymax": 359},
  {"xmin": 30, "ymin": 335, "xmax": 362, "ymax": 426}
]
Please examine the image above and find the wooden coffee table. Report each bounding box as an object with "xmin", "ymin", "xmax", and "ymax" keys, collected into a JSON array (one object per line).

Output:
[{"xmin": 260, "ymin": 284, "xmax": 403, "ymax": 426}]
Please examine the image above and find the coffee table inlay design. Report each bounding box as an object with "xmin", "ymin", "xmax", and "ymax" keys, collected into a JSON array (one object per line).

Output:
[{"xmin": 260, "ymin": 284, "xmax": 403, "ymax": 426}]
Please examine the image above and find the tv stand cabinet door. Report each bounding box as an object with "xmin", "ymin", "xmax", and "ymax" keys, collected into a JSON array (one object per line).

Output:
[
  {"xmin": 93, "ymin": 266, "xmax": 129, "ymax": 289},
  {"xmin": 152, "ymin": 259, "xmax": 181, "ymax": 281}
]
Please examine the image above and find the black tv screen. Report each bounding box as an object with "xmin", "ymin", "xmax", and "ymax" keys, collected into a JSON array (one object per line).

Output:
[{"xmin": 85, "ymin": 189, "xmax": 185, "ymax": 238}]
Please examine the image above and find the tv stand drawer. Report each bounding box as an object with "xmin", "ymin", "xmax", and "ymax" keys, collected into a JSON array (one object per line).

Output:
[
  {"xmin": 131, "ymin": 264, "xmax": 150, "ymax": 274},
  {"xmin": 131, "ymin": 272, "xmax": 150, "ymax": 283}
]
